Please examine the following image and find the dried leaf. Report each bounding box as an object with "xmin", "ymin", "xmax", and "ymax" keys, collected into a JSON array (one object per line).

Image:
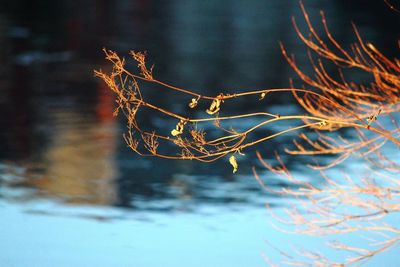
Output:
[
  {"xmin": 206, "ymin": 98, "xmax": 221, "ymax": 115},
  {"xmin": 171, "ymin": 120, "xmax": 186, "ymax": 136},
  {"xmin": 171, "ymin": 129, "xmax": 182, "ymax": 136},
  {"xmin": 189, "ymin": 98, "xmax": 199, "ymax": 108},
  {"xmin": 229, "ymin": 155, "xmax": 238, "ymax": 173},
  {"xmin": 259, "ymin": 92, "xmax": 268, "ymax": 100}
]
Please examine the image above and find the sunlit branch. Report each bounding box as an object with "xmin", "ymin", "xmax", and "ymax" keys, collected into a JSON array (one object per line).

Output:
[{"xmin": 96, "ymin": 1, "xmax": 400, "ymax": 265}]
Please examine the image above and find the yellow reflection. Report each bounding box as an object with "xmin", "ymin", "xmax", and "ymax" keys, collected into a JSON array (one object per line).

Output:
[{"xmin": 33, "ymin": 83, "xmax": 118, "ymax": 206}]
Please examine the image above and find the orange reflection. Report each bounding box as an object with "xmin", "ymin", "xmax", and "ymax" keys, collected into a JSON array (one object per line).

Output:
[{"xmin": 31, "ymin": 81, "xmax": 119, "ymax": 206}]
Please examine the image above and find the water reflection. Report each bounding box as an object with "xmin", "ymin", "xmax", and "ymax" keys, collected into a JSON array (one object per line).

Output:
[
  {"xmin": 0, "ymin": 82, "xmax": 118, "ymax": 204},
  {"xmin": 37, "ymin": 115, "xmax": 117, "ymax": 205}
]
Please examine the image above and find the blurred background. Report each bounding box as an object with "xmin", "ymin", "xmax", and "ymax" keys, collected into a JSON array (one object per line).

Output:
[{"xmin": 0, "ymin": 1, "xmax": 399, "ymax": 266}]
